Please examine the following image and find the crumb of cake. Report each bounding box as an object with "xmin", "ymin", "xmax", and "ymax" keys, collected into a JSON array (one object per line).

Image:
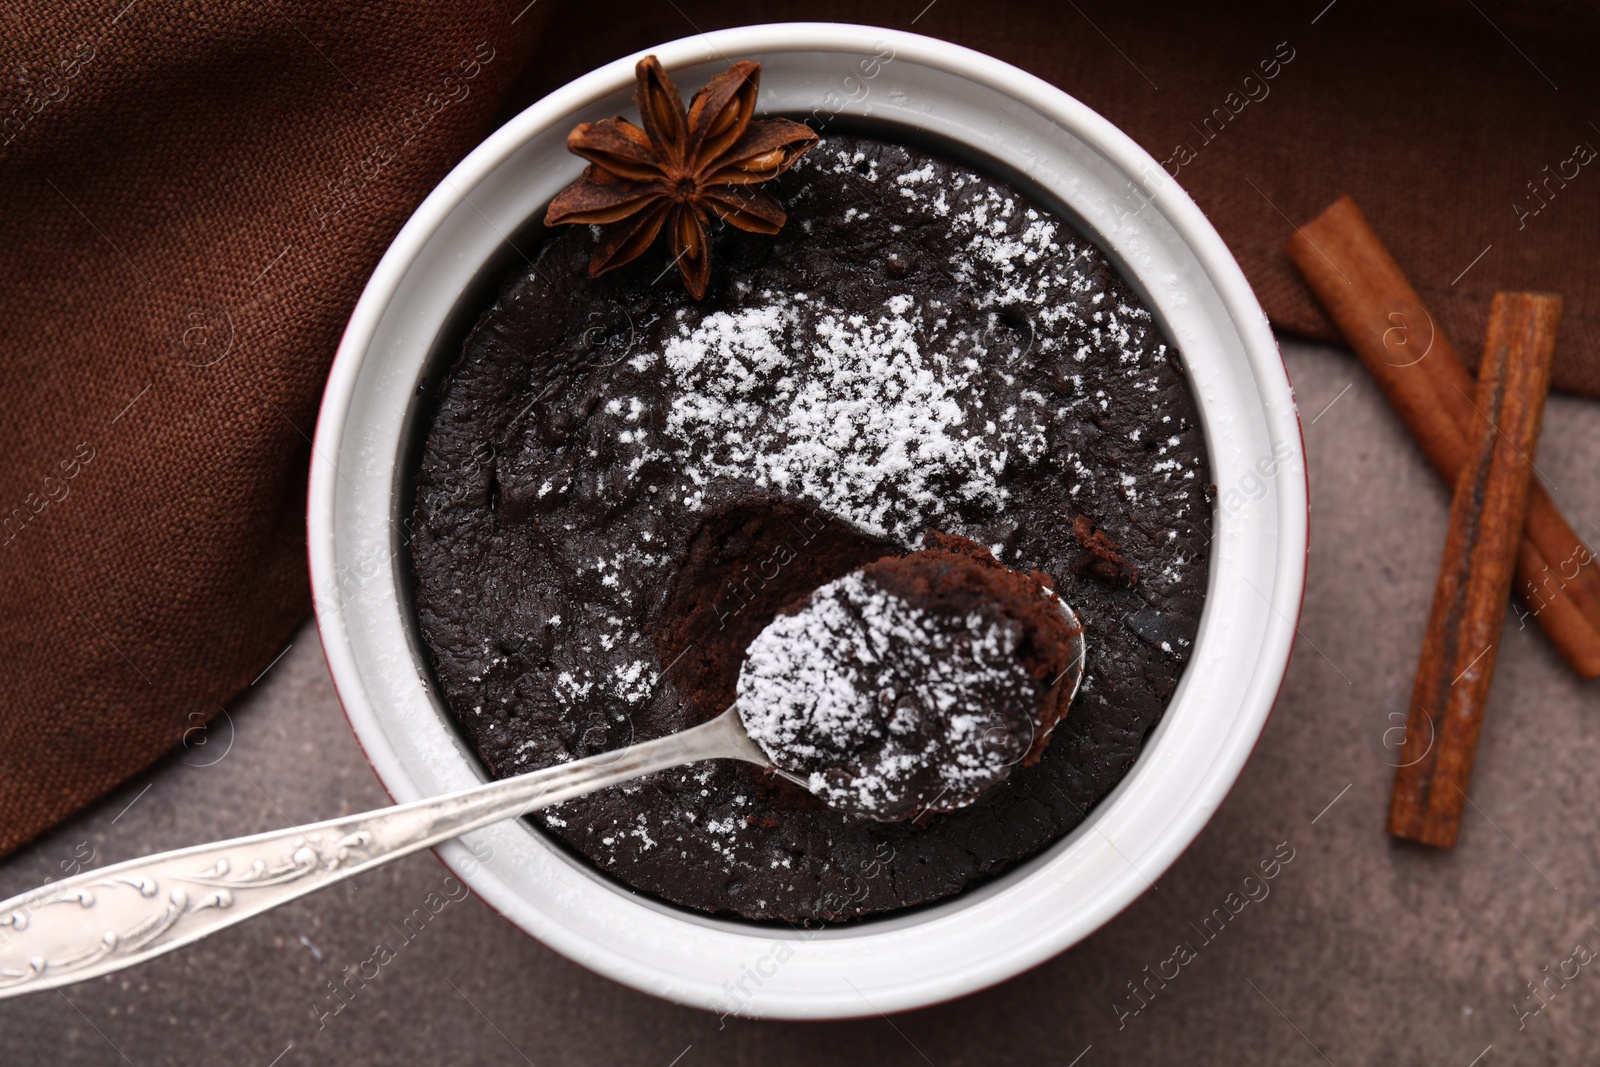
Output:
[{"xmin": 1071, "ymin": 514, "xmax": 1140, "ymax": 588}]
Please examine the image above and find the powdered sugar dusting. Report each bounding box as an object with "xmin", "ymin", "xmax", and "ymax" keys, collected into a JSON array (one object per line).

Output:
[
  {"xmin": 661, "ymin": 294, "xmax": 1050, "ymax": 543},
  {"xmin": 736, "ymin": 571, "xmax": 1036, "ymax": 817},
  {"xmin": 589, "ymin": 143, "xmax": 1188, "ymax": 550}
]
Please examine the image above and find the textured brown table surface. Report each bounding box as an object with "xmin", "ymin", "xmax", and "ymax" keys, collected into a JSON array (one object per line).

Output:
[{"xmin": 3, "ymin": 336, "xmax": 1597, "ymax": 1065}]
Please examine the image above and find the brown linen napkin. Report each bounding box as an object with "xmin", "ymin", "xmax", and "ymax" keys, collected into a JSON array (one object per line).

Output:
[
  {"xmin": 0, "ymin": 0, "xmax": 539, "ymax": 853},
  {"xmin": 3, "ymin": 0, "xmax": 1596, "ymax": 854}
]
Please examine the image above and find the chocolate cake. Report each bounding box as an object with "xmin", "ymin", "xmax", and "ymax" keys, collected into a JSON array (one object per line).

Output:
[
  {"xmin": 409, "ymin": 133, "xmax": 1212, "ymax": 922},
  {"xmin": 737, "ymin": 533, "xmax": 1081, "ymax": 821}
]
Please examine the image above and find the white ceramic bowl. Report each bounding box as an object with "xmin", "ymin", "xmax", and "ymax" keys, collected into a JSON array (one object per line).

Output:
[{"xmin": 308, "ymin": 23, "xmax": 1307, "ymax": 1019}]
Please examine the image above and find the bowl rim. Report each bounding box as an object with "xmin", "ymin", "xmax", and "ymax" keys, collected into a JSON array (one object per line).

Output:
[{"xmin": 308, "ymin": 21, "xmax": 1308, "ymax": 1019}]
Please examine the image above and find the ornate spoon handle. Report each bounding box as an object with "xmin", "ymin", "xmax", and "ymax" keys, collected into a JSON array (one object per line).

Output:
[{"xmin": 0, "ymin": 708, "xmax": 771, "ymax": 999}]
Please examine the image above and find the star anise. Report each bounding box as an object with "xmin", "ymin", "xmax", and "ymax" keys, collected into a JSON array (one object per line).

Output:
[{"xmin": 543, "ymin": 55, "xmax": 819, "ymax": 299}]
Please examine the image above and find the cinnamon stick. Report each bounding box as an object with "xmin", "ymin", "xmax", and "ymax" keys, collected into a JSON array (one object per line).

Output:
[
  {"xmin": 1387, "ymin": 293, "xmax": 1560, "ymax": 847},
  {"xmin": 1287, "ymin": 197, "xmax": 1600, "ymax": 679}
]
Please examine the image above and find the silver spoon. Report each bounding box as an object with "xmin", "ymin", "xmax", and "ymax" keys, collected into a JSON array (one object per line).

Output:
[{"xmin": 0, "ymin": 604, "xmax": 1085, "ymax": 999}]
